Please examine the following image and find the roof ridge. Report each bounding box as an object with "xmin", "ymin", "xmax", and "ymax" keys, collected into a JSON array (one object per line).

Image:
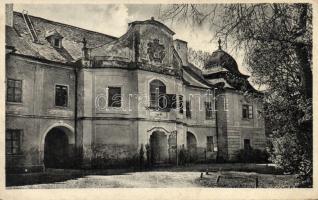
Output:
[{"xmin": 13, "ymin": 11, "xmax": 118, "ymax": 40}]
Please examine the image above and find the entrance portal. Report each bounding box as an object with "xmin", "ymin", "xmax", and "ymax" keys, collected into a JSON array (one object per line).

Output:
[
  {"xmin": 44, "ymin": 127, "xmax": 70, "ymax": 168},
  {"xmin": 150, "ymin": 131, "xmax": 168, "ymax": 164},
  {"xmin": 187, "ymin": 132, "xmax": 197, "ymax": 162}
]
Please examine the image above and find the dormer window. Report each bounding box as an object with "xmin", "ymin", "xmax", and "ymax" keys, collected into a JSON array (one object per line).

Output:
[
  {"xmin": 53, "ymin": 38, "xmax": 61, "ymax": 48},
  {"xmin": 45, "ymin": 29, "xmax": 63, "ymax": 48}
]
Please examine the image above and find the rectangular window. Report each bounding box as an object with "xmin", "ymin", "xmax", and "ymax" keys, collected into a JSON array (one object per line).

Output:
[
  {"xmin": 205, "ymin": 102, "xmax": 215, "ymax": 119},
  {"xmin": 55, "ymin": 85, "xmax": 68, "ymax": 107},
  {"xmin": 207, "ymin": 136, "xmax": 214, "ymax": 152},
  {"xmin": 186, "ymin": 100, "xmax": 191, "ymax": 118},
  {"xmin": 242, "ymin": 105, "xmax": 253, "ymax": 119},
  {"xmin": 6, "ymin": 129, "xmax": 22, "ymax": 155},
  {"xmin": 7, "ymin": 79, "xmax": 22, "ymax": 103},
  {"xmin": 108, "ymin": 87, "xmax": 121, "ymax": 107},
  {"xmin": 179, "ymin": 95, "xmax": 183, "ymax": 114},
  {"xmin": 244, "ymin": 139, "xmax": 251, "ymax": 150}
]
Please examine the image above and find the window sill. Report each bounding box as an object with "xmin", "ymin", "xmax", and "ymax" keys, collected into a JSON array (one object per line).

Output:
[
  {"xmin": 104, "ymin": 107, "xmax": 124, "ymax": 112},
  {"xmin": 54, "ymin": 106, "xmax": 70, "ymax": 109},
  {"xmin": 6, "ymin": 154, "xmax": 24, "ymax": 157},
  {"xmin": 205, "ymin": 118, "xmax": 216, "ymax": 121},
  {"xmin": 6, "ymin": 101, "xmax": 23, "ymax": 105},
  {"xmin": 147, "ymin": 107, "xmax": 171, "ymax": 112},
  {"xmin": 107, "ymin": 106, "xmax": 122, "ymax": 109},
  {"xmin": 242, "ymin": 118, "xmax": 253, "ymax": 121}
]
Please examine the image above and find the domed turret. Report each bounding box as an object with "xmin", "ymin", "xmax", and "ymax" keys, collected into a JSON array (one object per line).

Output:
[
  {"xmin": 202, "ymin": 39, "xmax": 255, "ymax": 91},
  {"xmin": 204, "ymin": 39, "xmax": 239, "ymax": 73}
]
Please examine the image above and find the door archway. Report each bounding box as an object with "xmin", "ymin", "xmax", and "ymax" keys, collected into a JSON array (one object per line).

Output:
[
  {"xmin": 187, "ymin": 132, "xmax": 197, "ymax": 162},
  {"xmin": 43, "ymin": 126, "xmax": 74, "ymax": 168},
  {"xmin": 150, "ymin": 131, "xmax": 168, "ymax": 164}
]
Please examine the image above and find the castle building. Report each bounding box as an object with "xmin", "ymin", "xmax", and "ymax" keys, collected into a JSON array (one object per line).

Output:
[{"xmin": 5, "ymin": 6, "xmax": 266, "ymax": 172}]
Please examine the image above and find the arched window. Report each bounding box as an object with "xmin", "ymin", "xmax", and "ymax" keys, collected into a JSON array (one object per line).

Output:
[{"xmin": 149, "ymin": 80, "xmax": 166, "ymax": 110}]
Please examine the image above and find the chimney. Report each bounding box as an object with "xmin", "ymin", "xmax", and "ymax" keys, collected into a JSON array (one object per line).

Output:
[
  {"xmin": 81, "ymin": 37, "xmax": 91, "ymax": 67},
  {"xmin": 82, "ymin": 37, "xmax": 89, "ymax": 60},
  {"xmin": 173, "ymin": 39, "xmax": 188, "ymax": 66},
  {"xmin": 5, "ymin": 4, "xmax": 13, "ymax": 27}
]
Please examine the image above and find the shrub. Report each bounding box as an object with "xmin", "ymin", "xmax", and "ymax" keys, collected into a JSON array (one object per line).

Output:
[{"xmin": 235, "ymin": 148, "xmax": 269, "ymax": 163}]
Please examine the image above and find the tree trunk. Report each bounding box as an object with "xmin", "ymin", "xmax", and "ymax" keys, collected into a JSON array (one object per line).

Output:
[{"xmin": 294, "ymin": 4, "xmax": 312, "ymax": 99}]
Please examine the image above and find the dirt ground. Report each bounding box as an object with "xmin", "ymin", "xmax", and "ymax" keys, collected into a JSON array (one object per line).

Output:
[
  {"xmin": 8, "ymin": 171, "xmax": 203, "ymax": 189},
  {"xmin": 7, "ymin": 163, "xmax": 298, "ymax": 189}
]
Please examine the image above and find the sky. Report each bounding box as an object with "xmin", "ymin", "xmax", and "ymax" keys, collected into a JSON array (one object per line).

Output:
[{"xmin": 13, "ymin": 4, "xmax": 249, "ymax": 76}]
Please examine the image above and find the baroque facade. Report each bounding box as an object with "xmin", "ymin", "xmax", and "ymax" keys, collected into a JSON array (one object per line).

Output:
[{"xmin": 5, "ymin": 6, "xmax": 266, "ymax": 172}]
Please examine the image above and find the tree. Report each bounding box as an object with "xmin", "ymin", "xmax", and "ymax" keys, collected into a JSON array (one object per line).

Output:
[
  {"xmin": 188, "ymin": 48, "xmax": 210, "ymax": 69},
  {"xmin": 160, "ymin": 4, "xmax": 313, "ymax": 187}
]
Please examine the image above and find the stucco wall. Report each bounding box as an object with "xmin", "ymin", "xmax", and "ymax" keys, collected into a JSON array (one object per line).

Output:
[
  {"xmin": 6, "ymin": 55, "xmax": 76, "ymax": 171},
  {"xmin": 219, "ymin": 90, "xmax": 266, "ymax": 160}
]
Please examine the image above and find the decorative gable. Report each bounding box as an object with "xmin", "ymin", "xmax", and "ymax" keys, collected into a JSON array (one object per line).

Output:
[{"xmin": 147, "ymin": 39, "xmax": 165, "ymax": 63}]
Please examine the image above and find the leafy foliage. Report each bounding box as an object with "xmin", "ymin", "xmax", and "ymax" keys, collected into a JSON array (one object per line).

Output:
[
  {"xmin": 188, "ymin": 48, "xmax": 210, "ymax": 69},
  {"xmin": 160, "ymin": 3, "xmax": 313, "ymax": 187},
  {"xmin": 235, "ymin": 148, "xmax": 269, "ymax": 163}
]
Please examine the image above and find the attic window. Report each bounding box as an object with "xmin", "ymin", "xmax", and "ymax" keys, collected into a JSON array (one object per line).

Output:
[
  {"xmin": 53, "ymin": 38, "xmax": 60, "ymax": 48},
  {"xmin": 45, "ymin": 30, "xmax": 63, "ymax": 48}
]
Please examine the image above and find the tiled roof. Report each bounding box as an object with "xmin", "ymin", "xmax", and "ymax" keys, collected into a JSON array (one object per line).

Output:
[
  {"xmin": 6, "ymin": 11, "xmax": 117, "ymax": 64},
  {"xmin": 207, "ymin": 78, "xmax": 234, "ymax": 89}
]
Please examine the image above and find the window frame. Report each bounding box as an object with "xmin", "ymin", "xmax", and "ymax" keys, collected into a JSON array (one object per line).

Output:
[
  {"xmin": 6, "ymin": 129, "xmax": 23, "ymax": 155},
  {"xmin": 54, "ymin": 84, "xmax": 69, "ymax": 108},
  {"xmin": 205, "ymin": 101, "xmax": 215, "ymax": 120},
  {"xmin": 53, "ymin": 38, "xmax": 61, "ymax": 48},
  {"xmin": 107, "ymin": 86, "xmax": 122, "ymax": 108},
  {"xmin": 242, "ymin": 104, "xmax": 253, "ymax": 119},
  {"xmin": 149, "ymin": 80, "xmax": 167, "ymax": 111},
  {"xmin": 6, "ymin": 78, "xmax": 23, "ymax": 103}
]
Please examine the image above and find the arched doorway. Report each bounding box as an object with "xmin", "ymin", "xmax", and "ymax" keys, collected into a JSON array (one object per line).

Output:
[
  {"xmin": 187, "ymin": 132, "xmax": 197, "ymax": 162},
  {"xmin": 44, "ymin": 127, "xmax": 73, "ymax": 168},
  {"xmin": 150, "ymin": 131, "xmax": 168, "ymax": 164}
]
